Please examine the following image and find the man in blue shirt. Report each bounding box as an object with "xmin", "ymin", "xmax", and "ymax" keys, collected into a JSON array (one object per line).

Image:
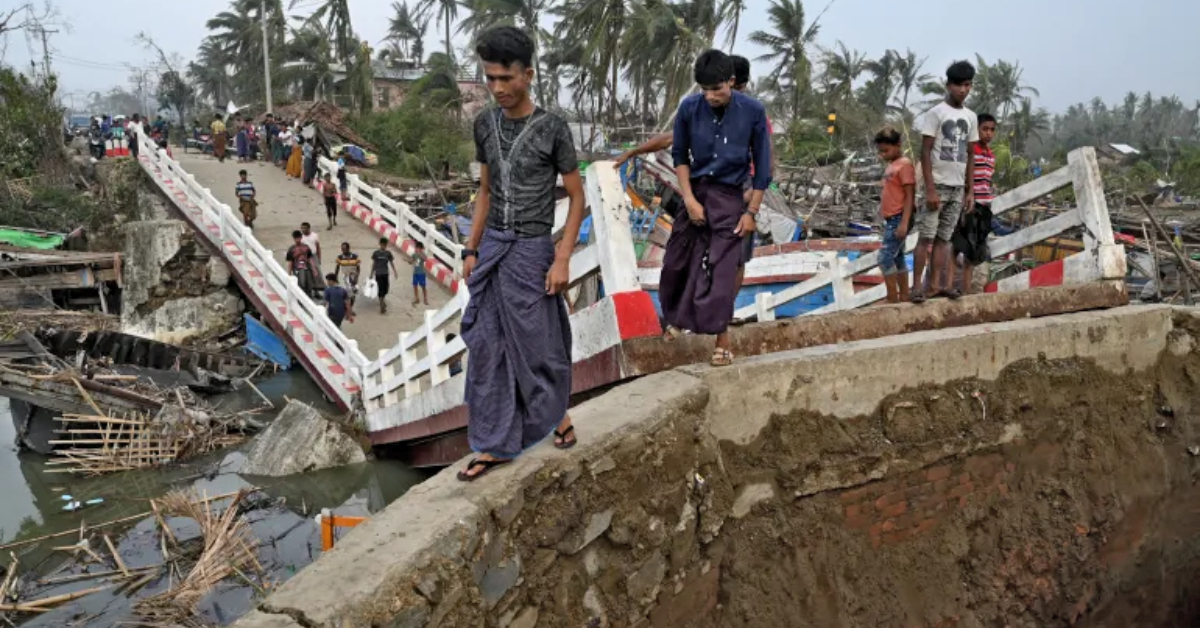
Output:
[{"xmin": 660, "ymin": 49, "xmax": 771, "ymax": 367}]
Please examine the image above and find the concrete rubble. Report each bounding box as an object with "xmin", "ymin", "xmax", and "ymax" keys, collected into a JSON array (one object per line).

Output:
[
  {"xmin": 240, "ymin": 400, "xmax": 366, "ymax": 476},
  {"xmin": 121, "ymin": 220, "xmax": 242, "ymax": 344}
]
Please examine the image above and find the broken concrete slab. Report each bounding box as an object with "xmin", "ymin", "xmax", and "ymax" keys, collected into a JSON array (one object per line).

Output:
[{"xmin": 240, "ymin": 400, "xmax": 366, "ymax": 476}]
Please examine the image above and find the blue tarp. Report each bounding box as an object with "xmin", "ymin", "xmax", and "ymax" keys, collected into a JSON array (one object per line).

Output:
[{"xmin": 244, "ymin": 314, "xmax": 291, "ymax": 367}]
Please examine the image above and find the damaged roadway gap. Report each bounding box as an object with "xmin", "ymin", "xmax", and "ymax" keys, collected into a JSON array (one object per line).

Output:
[{"xmin": 230, "ymin": 303, "xmax": 1175, "ymax": 628}]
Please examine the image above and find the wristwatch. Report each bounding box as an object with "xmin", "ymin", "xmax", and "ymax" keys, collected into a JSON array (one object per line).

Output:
[{"xmin": 461, "ymin": 248, "xmax": 479, "ymax": 260}]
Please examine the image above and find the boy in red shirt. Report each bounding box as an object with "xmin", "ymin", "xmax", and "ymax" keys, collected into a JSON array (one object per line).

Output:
[
  {"xmin": 956, "ymin": 113, "xmax": 998, "ymax": 294},
  {"xmin": 875, "ymin": 127, "xmax": 916, "ymax": 303}
]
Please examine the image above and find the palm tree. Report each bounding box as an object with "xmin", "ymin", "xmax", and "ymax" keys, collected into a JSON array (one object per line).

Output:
[
  {"xmin": 205, "ymin": 0, "xmax": 286, "ymax": 105},
  {"xmin": 555, "ymin": 0, "xmax": 630, "ymax": 128},
  {"xmin": 456, "ymin": 0, "xmax": 553, "ymax": 101},
  {"xmin": 820, "ymin": 41, "xmax": 865, "ymax": 104},
  {"xmin": 621, "ymin": 0, "xmax": 716, "ymax": 122},
  {"xmin": 987, "ymin": 59, "xmax": 1039, "ymax": 120},
  {"xmin": 386, "ymin": 1, "xmax": 423, "ymax": 62},
  {"xmin": 1009, "ymin": 98, "xmax": 1050, "ymax": 154},
  {"xmin": 280, "ymin": 24, "xmax": 335, "ymax": 100},
  {"xmin": 891, "ymin": 49, "xmax": 930, "ymax": 114},
  {"xmin": 415, "ymin": 0, "xmax": 459, "ymax": 65},
  {"xmin": 719, "ymin": 0, "xmax": 746, "ymax": 51},
  {"xmin": 747, "ymin": 0, "xmax": 820, "ymax": 121},
  {"xmin": 291, "ymin": 0, "xmax": 355, "ymax": 63},
  {"xmin": 189, "ymin": 38, "xmax": 233, "ymax": 107},
  {"xmin": 859, "ymin": 49, "xmax": 897, "ymax": 113}
]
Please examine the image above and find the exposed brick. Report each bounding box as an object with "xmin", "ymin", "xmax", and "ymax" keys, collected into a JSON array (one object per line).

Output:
[
  {"xmin": 958, "ymin": 473, "xmax": 971, "ymax": 485},
  {"xmin": 925, "ymin": 465, "xmax": 952, "ymax": 482},
  {"xmin": 904, "ymin": 485, "xmax": 925, "ymax": 499},
  {"xmin": 838, "ymin": 486, "xmax": 872, "ymax": 505},
  {"xmin": 948, "ymin": 483, "xmax": 974, "ymax": 499},
  {"xmin": 844, "ymin": 503, "xmax": 862, "ymax": 519},
  {"xmin": 916, "ymin": 518, "xmax": 938, "ymax": 534},
  {"xmin": 845, "ymin": 516, "xmax": 870, "ymax": 530},
  {"xmin": 874, "ymin": 490, "xmax": 904, "ymax": 511},
  {"xmin": 883, "ymin": 529, "xmax": 914, "ymax": 545},
  {"xmin": 895, "ymin": 513, "xmax": 919, "ymax": 529},
  {"xmin": 869, "ymin": 522, "xmax": 883, "ymax": 538},
  {"xmin": 933, "ymin": 478, "xmax": 950, "ymax": 493},
  {"xmin": 1005, "ymin": 462, "xmax": 1017, "ymax": 473},
  {"xmin": 881, "ymin": 519, "xmax": 896, "ymax": 532},
  {"xmin": 880, "ymin": 501, "xmax": 908, "ymax": 518}
]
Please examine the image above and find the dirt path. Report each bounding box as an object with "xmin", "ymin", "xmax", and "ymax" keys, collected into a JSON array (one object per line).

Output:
[{"xmin": 173, "ymin": 151, "xmax": 453, "ymax": 358}]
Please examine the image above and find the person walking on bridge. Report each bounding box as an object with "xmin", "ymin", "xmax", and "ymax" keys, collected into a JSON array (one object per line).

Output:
[
  {"xmin": 457, "ymin": 26, "xmax": 585, "ymax": 482},
  {"xmin": 659, "ymin": 49, "xmax": 772, "ymax": 367}
]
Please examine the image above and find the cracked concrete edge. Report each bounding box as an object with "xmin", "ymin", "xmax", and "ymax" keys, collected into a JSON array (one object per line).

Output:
[{"xmin": 237, "ymin": 369, "xmax": 709, "ymax": 628}]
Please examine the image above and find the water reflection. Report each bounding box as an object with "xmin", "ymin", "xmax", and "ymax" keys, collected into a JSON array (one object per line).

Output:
[{"xmin": 0, "ymin": 371, "xmax": 431, "ymax": 627}]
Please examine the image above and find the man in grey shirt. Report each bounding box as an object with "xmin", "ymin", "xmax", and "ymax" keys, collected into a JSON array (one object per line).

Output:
[{"xmin": 457, "ymin": 26, "xmax": 587, "ymax": 482}]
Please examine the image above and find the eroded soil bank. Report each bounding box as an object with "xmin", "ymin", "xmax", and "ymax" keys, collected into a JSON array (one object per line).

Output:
[{"xmin": 427, "ymin": 315, "xmax": 1200, "ymax": 628}]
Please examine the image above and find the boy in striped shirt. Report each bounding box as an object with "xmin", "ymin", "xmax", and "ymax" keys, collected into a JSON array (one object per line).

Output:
[
  {"xmin": 235, "ymin": 170, "xmax": 257, "ymax": 228},
  {"xmin": 955, "ymin": 113, "xmax": 997, "ymax": 294}
]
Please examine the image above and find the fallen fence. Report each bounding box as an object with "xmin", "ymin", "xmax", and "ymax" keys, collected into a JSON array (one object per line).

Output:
[{"xmin": 736, "ymin": 147, "xmax": 1127, "ymax": 321}]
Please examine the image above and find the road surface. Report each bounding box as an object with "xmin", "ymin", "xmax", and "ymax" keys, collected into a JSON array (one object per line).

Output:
[{"xmin": 173, "ymin": 150, "xmax": 454, "ymax": 359}]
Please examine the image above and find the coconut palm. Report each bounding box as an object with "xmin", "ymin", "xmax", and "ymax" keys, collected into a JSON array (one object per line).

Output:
[
  {"xmin": 987, "ymin": 59, "xmax": 1039, "ymax": 120},
  {"xmin": 280, "ymin": 23, "xmax": 336, "ymax": 100},
  {"xmin": 205, "ymin": 0, "xmax": 286, "ymax": 105},
  {"xmin": 415, "ymin": 0, "xmax": 459, "ymax": 64},
  {"xmin": 291, "ymin": 0, "xmax": 355, "ymax": 63},
  {"xmin": 189, "ymin": 38, "xmax": 233, "ymax": 107},
  {"xmin": 456, "ymin": 0, "xmax": 554, "ymax": 100},
  {"xmin": 555, "ymin": 0, "xmax": 630, "ymax": 128},
  {"xmin": 719, "ymin": 0, "xmax": 746, "ymax": 51},
  {"xmin": 747, "ymin": 0, "xmax": 820, "ymax": 121},
  {"xmin": 1009, "ymin": 98, "xmax": 1050, "ymax": 154},
  {"xmin": 386, "ymin": 1, "xmax": 424, "ymax": 63},
  {"xmin": 820, "ymin": 41, "xmax": 865, "ymax": 103},
  {"xmin": 858, "ymin": 49, "xmax": 897, "ymax": 113}
]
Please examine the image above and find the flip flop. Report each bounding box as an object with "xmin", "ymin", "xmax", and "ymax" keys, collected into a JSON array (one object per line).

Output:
[
  {"xmin": 937, "ymin": 288, "xmax": 962, "ymax": 300},
  {"xmin": 910, "ymin": 290, "xmax": 928, "ymax": 304},
  {"xmin": 553, "ymin": 425, "xmax": 577, "ymax": 450},
  {"xmin": 456, "ymin": 458, "xmax": 512, "ymax": 482},
  {"xmin": 662, "ymin": 325, "xmax": 683, "ymax": 342},
  {"xmin": 710, "ymin": 348, "xmax": 734, "ymax": 367}
]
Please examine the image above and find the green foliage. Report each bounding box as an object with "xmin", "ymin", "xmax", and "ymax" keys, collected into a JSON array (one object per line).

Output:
[
  {"xmin": 352, "ymin": 96, "xmax": 471, "ymax": 178},
  {"xmin": 0, "ymin": 68, "xmax": 62, "ymax": 179},
  {"xmin": 1170, "ymin": 146, "xmax": 1200, "ymax": 196},
  {"xmin": 990, "ymin": 141, "xmax": 1033, "ymax": 192}
]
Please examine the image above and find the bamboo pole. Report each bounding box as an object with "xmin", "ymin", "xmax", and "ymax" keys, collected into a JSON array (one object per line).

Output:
[
  {"xmin": 18, "ymin": 584, "xmax": 112, "ymax": 608},
  {"xmin": 38, "ymin": 565, "xmax": 158, "ymax": 586},
  {"xmin": 0, "ymin": 552, "xmax": 18, "ymax": 601},
  {"xmin": 103, "ymin": 535, "xmax": 130, "ymax": 577},
  {"xmin": 70, "ymin": 377, "xmax": 106, "ymax": 416}
]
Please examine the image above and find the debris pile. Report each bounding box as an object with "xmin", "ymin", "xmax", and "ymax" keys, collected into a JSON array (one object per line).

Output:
[
  {"xmin": 0, "ymin": 490, "xmax": 264, "ymax": 626},
  {"xmin": 260, "ymin": 101, "xmax": 375, "ymax": 152},
  {"xmin": 48, "ymin": 408, "xmax": 254, "ymax": 476},
  {"xmin": 133, "ymin": 489, "xmax": 262, "ymax": 624}
]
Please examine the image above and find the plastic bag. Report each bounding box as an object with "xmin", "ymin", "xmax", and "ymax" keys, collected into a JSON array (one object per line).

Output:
[{"xmin": 361, "ymin": 277, "xmax": 379, "ymax": 300}]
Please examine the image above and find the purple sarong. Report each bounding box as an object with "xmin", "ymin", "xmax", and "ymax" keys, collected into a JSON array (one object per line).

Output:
[
  {"xmin": 658, "ymin": 179, "xmax": 744, "ymax": 335},
  {"xmin": 462, "ymin": 229, "xmax": 572, "ymax": 458}
]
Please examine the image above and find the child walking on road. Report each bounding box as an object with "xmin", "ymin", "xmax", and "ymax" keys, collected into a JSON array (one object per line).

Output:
[
  {"xmin": 323, "ymin": 173, "xmax": 339, "ymax": 230},
  {"xmin": 412, "ymin": 241, "xmax": 429, "ymax": 306},
  {"xmin": 371, "ymin": 237, "xmax": 398, "ymax": 314},
  {"xmin": 235, "ymin": 170, "xmax": 257, "ymax": 229}
]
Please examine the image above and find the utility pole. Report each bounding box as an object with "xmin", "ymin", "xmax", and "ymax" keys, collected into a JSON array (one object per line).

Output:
[
  {"xmin": 31, "ymin": 25, "xmax": 58, "ymax": 81},
  {"xmin": 261, "ymin": 0, "xmax": 272, "ymax": 113}
]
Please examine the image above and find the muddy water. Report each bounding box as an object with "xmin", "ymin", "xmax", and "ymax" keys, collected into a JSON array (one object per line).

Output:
[{"xmin": 0, "ymin": 370, "xmax": 430, "ymax": 627}]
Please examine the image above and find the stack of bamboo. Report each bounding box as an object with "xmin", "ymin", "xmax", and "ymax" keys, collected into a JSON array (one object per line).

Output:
[{"xmin": 47, "ymin": 410, "xmax": 248, "ymax": 476}]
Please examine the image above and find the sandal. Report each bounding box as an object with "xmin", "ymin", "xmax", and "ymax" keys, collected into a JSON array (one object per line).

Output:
[
  {"xmin": 553, "ymin": 425, "xmax": 577, "ymax": 450},
  {"xmin": 939, "ymin": 288, "xmax": 962, "ymax": 300},
  {"xmin": 662, "ymin": 325, "xmax": 683, "ymax": 342},
  {"xmin": 910, "ymin": 290, "xmax": 927, "ymax": 304},
  {"xmin": 710, "ymin": 348, "xmax": 734, "ymax": 367},
  {"xmin": 456, "ymin": 458, "xmax": 512, "ymax": 482}
]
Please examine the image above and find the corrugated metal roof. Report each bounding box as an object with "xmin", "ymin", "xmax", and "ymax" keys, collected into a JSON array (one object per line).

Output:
[{"xmin": 1109, "ymin": 143, "xmax": 1140, "ymax": 155}]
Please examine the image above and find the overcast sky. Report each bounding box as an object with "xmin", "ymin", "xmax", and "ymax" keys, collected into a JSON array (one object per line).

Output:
[{"xmin": 5, "ymin": 0, "xmax": 1198, "ymax": 114}]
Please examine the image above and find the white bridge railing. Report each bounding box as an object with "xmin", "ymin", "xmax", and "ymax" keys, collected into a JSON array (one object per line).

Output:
[
  {"xmin": 135, "ymin": 131, "xmax": 370, "ymax": 408},
  {"xmin": 737, "ymin": 147, "xmax": 1127, "ymax": 321},
  {"xmin": 358, "ymin": 164, "xmax": 628, "ymax": 417},
  {"xmin": 315, "ymin": 156, "xmax": 464, "ymax": 276}
]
